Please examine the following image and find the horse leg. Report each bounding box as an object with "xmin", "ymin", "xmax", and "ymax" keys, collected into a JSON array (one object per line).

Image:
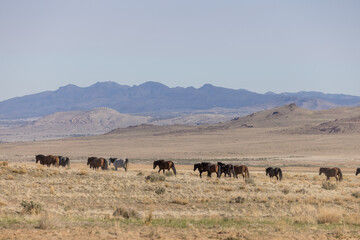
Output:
[
  {"xmin": 158, "ymin": 169, "xmax": 161, "ymax": 174},
  {"xmin": 276, "ymin": 175, "xmax": 278, "ymax": 180}
]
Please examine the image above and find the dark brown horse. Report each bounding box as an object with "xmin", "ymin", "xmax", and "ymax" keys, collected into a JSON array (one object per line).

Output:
[
  {"xmin": 356, "ymin": 168, "xmax": 360, "ymax": 176},
  {"xmin": 206, "ymin": 164, "xmax": 220, "ymax": 178},
  {"xmin": 153, "ymin": 160, "xmax": 176, "ymax": 175},
  {"xmin": 266, "ymin": 167, "xmax": 282, "ymax": 181},
  {"xmin": 44, "ymin": 155, "xmax": 59, "ymax": 167},
  {"xmin": 194, "ymin": 162, "xmax": 210, "ymax": 178},
  {"xmin": 319, "ymin": 167, "xmax": 343, "ymax": 181},
  {"xmin": 217, "ymin": 162, "xmax": 234, "ymax": 178},
  {"xmin": 87, "ymin": 157, "xmax": 108, "ymax": 170},
  {"xmin": 233, "ymin": 165, "xmax": 249, "ymax": 179}
]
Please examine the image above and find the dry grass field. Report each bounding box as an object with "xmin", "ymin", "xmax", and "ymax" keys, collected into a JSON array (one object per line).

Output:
[
  {"xmin": 0, "ymin": 162, "xmax": 360, "ymax": 240},
  {"xmin": 1, "ymin": 105, "xmax": 360, "ymax": 239}
]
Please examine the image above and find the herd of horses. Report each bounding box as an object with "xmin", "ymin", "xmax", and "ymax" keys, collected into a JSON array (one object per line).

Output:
[{"xmin": 35, "ymin": 155, "xmax": 360, "ymax": 181}]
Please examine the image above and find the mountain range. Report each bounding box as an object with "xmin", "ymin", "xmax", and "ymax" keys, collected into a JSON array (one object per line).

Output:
[{"xmin": 0, "ymin": 81, "xmax": 359, "ymax": 119}]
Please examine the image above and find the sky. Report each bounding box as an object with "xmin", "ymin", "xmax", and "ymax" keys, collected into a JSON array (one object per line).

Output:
[{"xmin": 0, "ymin": 0, "xmax": 360, "ymax": 101}]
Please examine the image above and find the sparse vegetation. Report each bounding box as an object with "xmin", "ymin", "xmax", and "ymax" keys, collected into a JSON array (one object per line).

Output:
[
  {"xmin": 351, "ymin": 191, "xmax": 360, "ymax": 198},
  {"xmin": 321, "ymin": 181, "xmax": 337, "ymax": 190},
  {"xmin": 21, "ymin": 201, "xmax": 42, "ymax": 215},
  {"xmin": 113, "ymin": 207, "xmax": 140, "ymax": 219},
  {"xmin": 155, "ymin": 186, "xmax": 165, "ymax": 195},
  {"xmin": 145, "ymin": 173, "xmax": 165, "ymax": 182}
]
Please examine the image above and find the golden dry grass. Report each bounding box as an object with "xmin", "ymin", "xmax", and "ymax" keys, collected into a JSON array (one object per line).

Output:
[{"xmin": 0, "ymin": 162, "xmax": 360, "ymax": 239}]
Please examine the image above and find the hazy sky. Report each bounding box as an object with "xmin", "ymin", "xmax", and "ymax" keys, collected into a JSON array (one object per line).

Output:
[{"xmin": 1, "ymin": 0, "xmax": 360, "ymax": 101}]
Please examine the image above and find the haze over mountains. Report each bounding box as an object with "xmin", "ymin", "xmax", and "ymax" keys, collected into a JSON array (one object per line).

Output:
[{"xmin": 0, "ymin": 81, "xmax": 359, "ymax": 119}]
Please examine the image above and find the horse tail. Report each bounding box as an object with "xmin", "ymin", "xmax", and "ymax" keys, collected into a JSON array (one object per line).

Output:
[
  {"xmin": 338, "ymin": 169, "xmax": 343, "ymax": 181},
  {"xmin": 278, "ymin": 168, "xmax": 282, "ymax": 181},
  {"xmin": 125, "ymin": 158, "xmax": 129, "ymax": 171},
  {"xmin": 171, "ymin": 163, "xmax": 177, "ymax": 176}
]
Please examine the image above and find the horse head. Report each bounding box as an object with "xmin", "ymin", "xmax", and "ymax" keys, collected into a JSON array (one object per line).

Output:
[
  {"xmin": 319, "ymin": 168, "xmax": 324, "ymax": 175},
  {"xmin": 194, "ymin": 163, "xmax": 199, "ymax": 171},
  {"xmin": 109, "ymin": 158, "xmax": 116, "ymax": 166},
  {"xmin": 356, "ymin": 168, "xmax": 360, "ymax": 176},
  {"xmin": 265, "ymin": 167, "xmax": 271, "ymax": 176}
]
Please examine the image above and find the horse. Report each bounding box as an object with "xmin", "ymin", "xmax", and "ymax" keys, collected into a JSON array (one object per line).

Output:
[
  {"xmin": 194, "ymin": 162, "xmax": 210, "ymax": 178},
  {"xmin": 87, "ymin": 157, "xmax": 108, "ymax": 170},
  {"xmin": 356, "ymin": 168, "xmax": 360, "ymax": 176},
  {"xmin": 233, "ymin": 165, "xmax": 249, "ymax": 179},
  {"xmin": 266, "ymin": 167, "xmax": 282, "ymax": 181},
  {"xmin": 35, "ymin": 154, "xmax": 46, "ymax": 165},
  {"xmin": 217, "ymin": 162, "xmax": 234, "ymax": 178},
  {"xmin": 206, "ymin": 164, "xmax": 220, "ymax": 178},
  {"xmin": 58, "ymin": 156, "xmax": 70, "ymax": 168},
  {"xmin": 153, "ymin": 160, "xmax": 176, "ymax": 175},
  {"xmin": 44, "ymin": 155, "xmax": 59, "ymax": 167},
  {"xmin": 109, "ymin": 158, "xmax": 128, "ymax": 172},
  {"xmin": 319, "ymin": 167, "xmax": 343, "ymax": 181}
]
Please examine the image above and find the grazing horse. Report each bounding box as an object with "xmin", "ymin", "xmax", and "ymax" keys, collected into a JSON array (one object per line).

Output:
[
  {"xmin": 35, "ymin": 154, "xmax": 46, "ymax": 165},
  {"xmin": 217, "ymin": 162, "xmax": 234, "ymax": 178},
  {"xmin": 356, "ymin": 168, "xmax": 360, "ymax": 176},
  {"xmin": 87, "ymin": 157, "xmax": 108, "ymax": 170},
  {"xmin": 44, "ymin": 155, "xmax": 59, "ymax": 167},
  {"xmin": 58, "ymin": 156, "xmax": 70, "ymax": 168},
  {"xmin": 233, "ymin": 165, "xmax": 250, "ymax": 179},
  {"xmin": 153, "ymin": 160, "xmax": 176, "ymax": 176},
  {"xmin": 266, "ymin": 167, "xmax": 282, "ymax": 181},
  {"xmin": 319, "ymin": 167, "xmax": 343, "ymax": 181},
  {"xmin": 194, "ymin": 162, "xmax": 210, "ymax": 178},
  {"xmin": 206, "ymin": 164, "xmax": 220, "ymax": 178},
  {"xmin": 109, "ymin": 158, "xmax": 128, "ymax": 172}
]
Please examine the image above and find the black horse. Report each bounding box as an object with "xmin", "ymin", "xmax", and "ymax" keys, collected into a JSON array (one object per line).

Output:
[
  {"xmin": 266, "ymin": 167, "xmax": 282, "ymax": 181},
  {"xmin": 58, "ymin": 156, "xmax": 70, "ymax": 168},
  {"xmin": 217, "ymin": 162, "xmax": 234, "ymax": 178},
  {"xmin": 356, "ymin": 168, "xmax": 360, "ymax": 176},
  {"xmin": 194, "ymin": 162, "xmax": 210, "ymax": 178}
]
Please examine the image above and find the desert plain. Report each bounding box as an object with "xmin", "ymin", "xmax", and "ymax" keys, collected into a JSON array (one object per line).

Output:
[{"xmin": 1, "ymin": 105, "xmax": 360, "ymax": 239}]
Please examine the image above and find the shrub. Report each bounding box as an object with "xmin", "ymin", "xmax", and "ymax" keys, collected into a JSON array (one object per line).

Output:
[
  {"xmin": 38, "ymin": 213, "xmax": 61, "ymax": 229},
  {"xmin": 144, "ymin": 210, "xmax": 153, "ymax": 225},
  {"xmin": 351, "ymin": 191, "xmax": 360, "ymax": 199},
  {"xmin": 155, "ymin": 187, "xmax": 165, "ymax": 195},
  {"xmin": 171, "ymin": 198, "xmax": 189, "ymax": 205},
  {"xmin": 233, "ymin": 196, "xmax": 245, "ymax": 203},
  {"xmin": 12, "ymin": 167, "xmax": 27, "ymax": 174},
  {"xmin": 145, "ymin": 173, "xmax": 165, "ymax": 182},
  {"xmin": 321, "ymin": 181, "xmax": 336, "ymax": 190},
  {"xmin": 165, "ymin": 171, "xmax": 173, "ymax": 177},
  {"xmin": 78, "ymin": 170, "xmax": 88, "ymax": 176},
  {"xmin": 296, "ymin": 188, "xmax": 306, "ymax": 194},
  {"xmin": 282, "ymin": 188, "xmax": 290, "ymax": 194},
  {"xmin": 317, "ymin": 207, "xmax": 342, "ymax": 224},
  {"xmin": 245, "ymin": 177, "xmax": 255, "ymax": 185},
  {"xmin": 21, "ymin": 201, "xmax": 42, "ymax": 214},
  {"xmin": 113, "ymin": 207, "xmax": 140, "ymax": 219}
]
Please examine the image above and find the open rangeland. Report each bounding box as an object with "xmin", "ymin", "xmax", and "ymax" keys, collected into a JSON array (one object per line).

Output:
[
  {"xmin": 0, "ymin": 161, "xmax": 360, "ymax": 240},
  {"xmin": 1, "ymin": 107, "xmax": 360, "ymax": 239}
]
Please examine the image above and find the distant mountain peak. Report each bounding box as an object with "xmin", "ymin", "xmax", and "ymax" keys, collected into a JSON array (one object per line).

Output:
[{"xmin": 0, "ymin": 81, "xmax": 360, "ymax": 119}]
